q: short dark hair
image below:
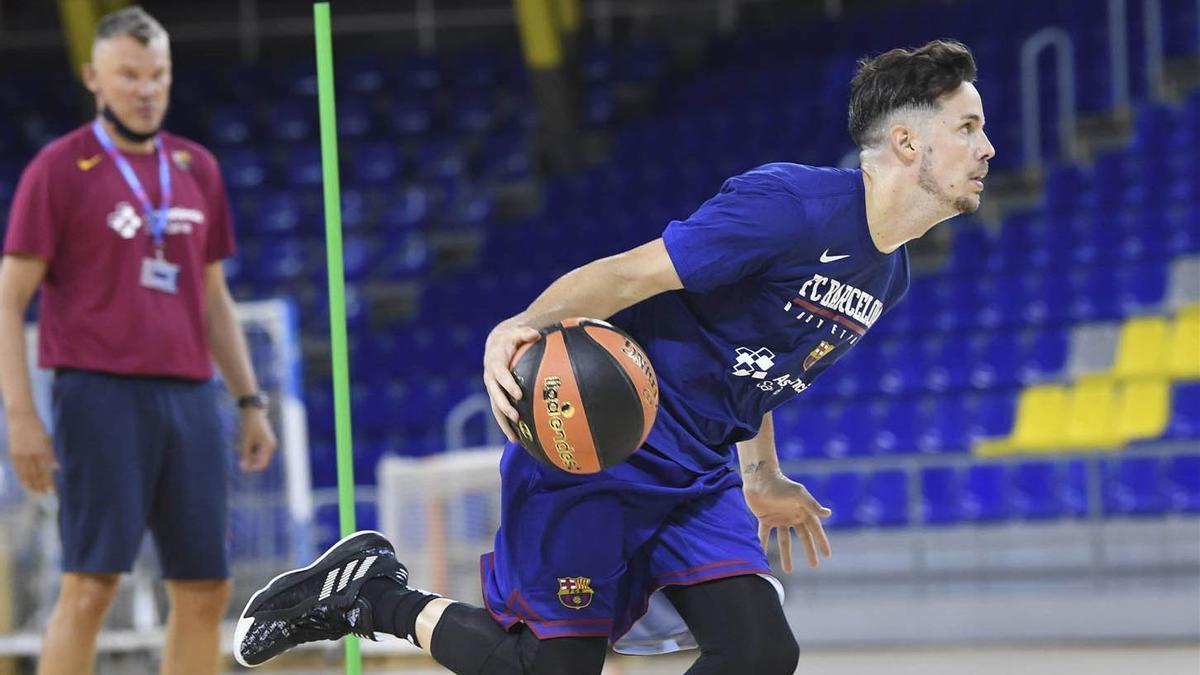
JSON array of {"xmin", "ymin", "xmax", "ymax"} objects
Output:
[
  {"xmin": 848, "ymin": 39, "xmax": 977, "ymax": 149},
  {"xmin": 95, "ymin": 5, "xmax": 167, "ymax": 46}
]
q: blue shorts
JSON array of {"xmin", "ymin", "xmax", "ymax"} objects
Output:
[
  {"xmin": 52, "ymin": 369, "xmax": 230, "ymax": 579},
  {"xmin": 480, "ymin": 441, "xmax": 777, "ymax": 654}
]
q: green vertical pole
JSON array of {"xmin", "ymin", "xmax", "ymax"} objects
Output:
[{"xmin": 312, "ymin": 4, "xmax": 362, "ymax": 674}]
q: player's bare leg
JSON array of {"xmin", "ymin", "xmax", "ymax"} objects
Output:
[
  {"xmin": 161, "ymin": 579, "xmax": 231, "ymax": 675},
  {"xmin": 38, "ymin": 572, "xmax": 120, "ymax": 675},
  {"xmin": 415, "ymin": 597, "xmax": 454, "ymax": 650}
]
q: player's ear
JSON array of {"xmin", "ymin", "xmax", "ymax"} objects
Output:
[
  {"xmin": 82, "ymin": 62, "xmax": 99, "ymax": 96},
  {"xmin": 888, "ymin": 124, "xmax": 919, "ymax": 165}
]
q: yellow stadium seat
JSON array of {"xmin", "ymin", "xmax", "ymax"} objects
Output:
[
  {"xmin": 1116, "ymin": 378, "xmax": 1171, "ymax": 443},
  {"xmin": 1112, "ymin": 316, "xmax": 1170, "ymax": 379},
  {"xmin": 1064, "ymin": 378, "xmax": 1122, "ymax": 450},
  {"xmin": 1167, "ymin": 305, "xmax": 1200, "ymax": 380},
  {"xmin": 1007, "ymin": 385, "xmax": 1071, "ymax": 452}
]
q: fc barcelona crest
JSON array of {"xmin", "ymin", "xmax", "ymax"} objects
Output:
[
  {"xmin": 556, "ymin": 576, "xmax": 594, "ymax": 610},
  {"xmin": 171, "ymin": 150, "xmax": 192, "ymax": 171},
  {"xmin": 803, "ymin": 340, "xmax": 836, "ymax": 371}
]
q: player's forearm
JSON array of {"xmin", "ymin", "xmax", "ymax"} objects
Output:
[
  {"xmin": 206, "ymin": 289, "xmax": 259, "ymax": 398},
  {"xmin": 736, "ymin": 411, "xmax": 782, "ymax": 478},
  {"xmin": 514, "ymin": 258, "xmax": 644, "ymax": 329},
  {"xmin": 510, "ymin": 239, "xmax": 682, "ymax": 329},
  {"xmin": 0, "ymin": 302, "xmax": 37, "ymax": 418}
]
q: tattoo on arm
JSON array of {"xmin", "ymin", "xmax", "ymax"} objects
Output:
[{"xmin": 743, "ymin": 461, "xmax": 765, "ymax": 475}]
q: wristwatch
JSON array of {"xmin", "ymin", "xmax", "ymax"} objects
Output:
[{"xmin": 236, "ymin": 392, "xmax": 270, "ymax": 409}]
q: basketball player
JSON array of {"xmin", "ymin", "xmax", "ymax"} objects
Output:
[
  {"xmin": 0, "ymin": 7, "xmax": 276, "ymax": 674},
  {"xmin": 236, "ymin": 39, "xmax": 993, "ymax": 673}
]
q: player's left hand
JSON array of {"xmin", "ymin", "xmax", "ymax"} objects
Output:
[
  {"xmin": 238, "ymin": 408, "xmax": 278, "ymax": 472},
  {"xmin": 742, "ymin": 467, "xmax": 832, "ymax": 573}
]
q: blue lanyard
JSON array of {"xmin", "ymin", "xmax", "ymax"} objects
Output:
[{"xmin": 91, "ymin": 119, "xmax": 172, "ymax": 252}]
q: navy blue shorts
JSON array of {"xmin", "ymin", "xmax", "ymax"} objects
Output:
[
  {"xmin": 52, "ymin": 369, "xmax": 230, "ymax": 579},
  {"xmin": 481, "ymin": 442, "xmax": 776, "ymax": 654}
]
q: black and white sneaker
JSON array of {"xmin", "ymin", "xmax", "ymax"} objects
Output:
[{"xmin": 233, "ymin": 530, "xmax": 408, "ymax": 667}]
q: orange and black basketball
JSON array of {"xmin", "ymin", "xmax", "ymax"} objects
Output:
[{"xmin": 507, "ymin": 318, "xmax": 659, "ymax": 474}]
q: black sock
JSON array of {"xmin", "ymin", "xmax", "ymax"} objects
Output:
[{"xmin": 360, "ymin": 578, "xmax": 438, "ymax": 646}]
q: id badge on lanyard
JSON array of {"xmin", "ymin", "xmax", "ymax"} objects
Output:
[{"xmin": 92, "ymin": 120, "xmax": 178, "ymax": 294}]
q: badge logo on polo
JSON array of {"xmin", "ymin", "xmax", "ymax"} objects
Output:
[
  {"xmin": 803, "ymin": 340, "xmax": 836, "ymax": 371},
  {"xmin": 557, "ymin": 577, "xmax": 594, "ymax": 610},
  {"xmin": 107, "ymin": 202, "xmax": 143, "ymax": 239},
  {"xmin": 77, "ymin": 154, "xmax": 103, "ymax": 171},
  {"xmin": 171, "ymin": 150, "xmax": 192, "ymax": 171}
]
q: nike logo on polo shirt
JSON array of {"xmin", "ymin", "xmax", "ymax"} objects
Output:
[
  {"xmin": 819, "ymin": 249, "xmax": 850, "ymax": 263},
  {"xmin": 77, "ymin": 154, "xmax": 103, "ymax": 171}
]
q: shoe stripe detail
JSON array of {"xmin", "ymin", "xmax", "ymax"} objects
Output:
[
  {"xmin": 352, "ymin": 555, "xmax": 377, "ymax": 582},
  {"xmin": 337, "ymin": 560, "xmax": 360, "ymax": 592},
  {"xmin": 320, "ymin": 568, "xmax": 339, "ymax": 600}
]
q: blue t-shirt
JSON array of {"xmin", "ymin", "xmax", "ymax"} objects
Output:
[{"xmin": 609, "ymin": 163, "xmax": 910, "ymax": 473}]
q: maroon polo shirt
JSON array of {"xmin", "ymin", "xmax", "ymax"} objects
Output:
[{"xmin": 3, "ymin": 122, "xmax": 237, "ymax": 381}]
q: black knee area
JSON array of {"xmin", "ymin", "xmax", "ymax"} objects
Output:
[
  {"xmin": 665, "ymin": 575, "xmax": 800, "ymax": 675},
  {"xmin": 429, "ymin": 603, "xmax": 607, "ymax": 675}
]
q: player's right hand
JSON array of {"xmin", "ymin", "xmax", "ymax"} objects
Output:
[
  {"xmin": 7, "ymin": 413, "xmax": 57, "ymax": 495},
  {"xmin": 482, "ymin": 319, "xmax": 541, "ymax": 442}
]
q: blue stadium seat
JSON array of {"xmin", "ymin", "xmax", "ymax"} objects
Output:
[
  {"xmin": 918, "ymin": 396, "xmax": 969, "ymax": 454},
  {"xmin": 218, "ymin": 147, "xmax": 268, "ymax": 189},
  {"xmin": 962, "ymin": 464, "xmax": 1009, "ymax": 522},
  {"xmin": 1024, "ymin": 271, "xmax": 1073, "ymax": 326},
  {"xmin": 877, "ymin": 345, "xmax": 926, "ymax": 395},
  {"xmin": 828, "ymin": 343, "xmax": 883, "ymax": 398},
  {"xmin": 479, "ymin": 135, "xmax": 533, "ymax": 180},
  {"xmin": 821, "ymin": 402, "xmax": 877, "ymax": 459},
  {"xmin": 1010, "ymin": 461, "xmax": 1062, "ymax": 520},
  {"xmin": 923, "ymin": 335, "xmax": 974, "ymax": 392},
  {"xmin": 254, "ymin": 239, "xmax": 309, "ymax": 282},
  {"xmin": 967, "ymin": 391, "xmax": 1018, "ymax": 444},
  {"xmin": 341, "ymin": 235, "xmax": 376, "ymax": 281},
  {"xmin": 874, "ymin": 400, "xmax": 923, "ymax": 456},
  {"xmin": 284, "ymin": 144, "xmax": 324, "ymax": 187},
  {"xmin": 777, "ymin": 405, "xmax": 832, "ymax": 461},
  {"xmin": 1167, "ymin": 454, "xmax": 1200, "ymax": 513},
  {"xmin": 451, "ymin": 91, "xmax": 496, "ymax": 134},
  {"xmin": 390, "ymin": 98, "xmax": 435, "ymax": 136},
  {"xmin": 350, "ymin": 141, "xmax": 402, "ymax": 185},
  {"xmin": 920, "ymin": 466, "xmax": 961, "ymax": 526},
  {"xmin": 971, "ymin": 332, "xmax": 1022, "ymax": 389},
  {"xmin": 1164, "ymin": 383, "xmax": 1200, "ymax": 440},
  {"xmin": 265, "ymin": 100, "xmax": 314, "ymax": 142},
  {"xmin": 208, "ymin": 105, "xmax": 253, "ymax": 146},
  {"xmin": 254, "ymin": 191, "xmax": 303, "ymax": 235},
  {"xmin": 417, "ymin": 139, "xmax": 467, "ymax": 180},
  {"xmin": 397, "ymin": 52, "xmax": 442, "ymax": 91},
  {"xmin": 821, "ymin": 471, "xmax": 863, "ymax": 529},
  {"xmin": 379, "ymin": 186, "xmax": 431, "ymax": 230},
  {"xmin": 336, "ymin": 95, "xmax": 375, "ymax": 138},
  {"xmin": 1104, "ymin": 456, "xmax": 1169, "ymax": 516},
  {"xmin": 947, "ymin": 226, "xmax": 993, "ymax": 277},
  {"xmin": 1117, "ymin": 261, "xmax": 1168, "ymax": 313},
  {"xmin": 861, "ymin": 469, "xmax": 909, "ymax": 527},
  {"xmin": 977, "ymin": 277, "xmax": 1027, "ymax": 328},
  {"xmin": 1018, "ymin": 327, "xmax": 1068, "ymax": 384},
  {"xmin": 338, "ymin": 53, "xmax": 387, "ymax": 94}
]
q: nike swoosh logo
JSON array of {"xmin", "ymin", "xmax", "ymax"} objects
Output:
[
  {"xmin": 820, "ymin": 249, "xmax": 850, "ymax": 263},
  {"xmin": 77, "ymin": 154, "xmax": 103, "ymax": 171}
]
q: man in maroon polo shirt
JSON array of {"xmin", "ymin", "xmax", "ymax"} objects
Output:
[{"xmin": 0, "ymin": 7, "xmax": 277, "ymax": 674}]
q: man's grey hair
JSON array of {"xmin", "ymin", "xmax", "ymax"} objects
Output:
[{"xmin": 95, "ymin": 5, "xmax": 168, "ymax": 45}]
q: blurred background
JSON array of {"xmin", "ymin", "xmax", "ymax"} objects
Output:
[{"xmin": 0, "ymin": 0, "xmax": 1198, "ymax": 672}]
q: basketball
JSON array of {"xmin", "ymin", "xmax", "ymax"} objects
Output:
[{"xmin": 507, "ymin": 318, "xmax": 659, "ymax": 474}]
